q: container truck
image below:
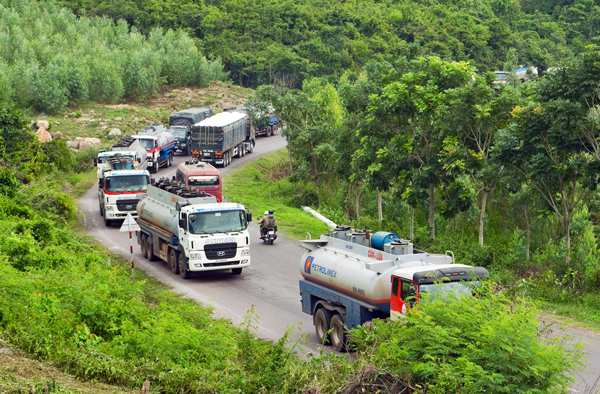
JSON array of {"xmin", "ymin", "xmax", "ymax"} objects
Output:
[
  {"xmin": 134, "ymin": 124, "xmax": 176, "ymax": 173},
  {"xmin": 94, "ymin": 135, "xmax": 148, "ymax": 179},
  {"xmin": 299, "ymin": 226, "xmax": 489, "ymax": 351},
  {"xmin": 136, "ymin": 178, "xmax": 252, "ymax": 279},
  {"xmin": 190, "ymin": 112, "xmax": 253, "ymax": 167},
  {"xmin": 98, "ymin": 155, "xmax": 151, "ymax": 227},
  {"xmin": 229, "ymin": 105, "xmax": 280, "ymax": 137},
  {"xmin": 169, "ymin": 107, "xmax": 213, "ymax": 155},
  {"xmin": 175, "ymin": 159, "xmax": 223, "ymax": 202}
]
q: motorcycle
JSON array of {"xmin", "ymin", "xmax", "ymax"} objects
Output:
[{"xmin": 262, "ymin": 226, "xmax": 276, "ymax": 245}]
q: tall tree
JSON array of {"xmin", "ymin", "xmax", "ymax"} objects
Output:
[
  {"xmin": 495, "ymin": 101, "xmax": 600, "ymax": 265},
  {"xmin": 446, "ymin": 74, "xmax": 522, "ymax": 245},
  {"xmin": 367, "ymin": 56, "xmax": 474, "ymax": 239}
]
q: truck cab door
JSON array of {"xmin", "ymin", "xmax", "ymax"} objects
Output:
[{"xmin": 390, "ymin": 276, "xmax": 417, "ymax": 321}]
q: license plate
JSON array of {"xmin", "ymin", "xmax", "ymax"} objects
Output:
[
  {"xmin": 204, "ymin": 153, "xmax": 211, "ymax": 156},
  {"xmin": 204, "ymin": 159, "xmax": 212, "ymax": 162}
]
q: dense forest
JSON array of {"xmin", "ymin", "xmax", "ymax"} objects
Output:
[
  {"xmin": 61, "ymin": 0, "xmax": 600, "ymax": 87},
  {"xmin": 0, "ymin": 0, "xmax": 225, "ymax": 113}
]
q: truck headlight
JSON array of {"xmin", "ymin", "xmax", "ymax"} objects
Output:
[
  {"xmin": 190, "ymin": 252, "xmax": 202, "ymax": 260},
  {"xmin": 106, "ymin": 206, "xmax": 114, "ymax": 210},
  {"xmin": 241, "ymin": 249, "xmax": 250, "ymax": 256}
]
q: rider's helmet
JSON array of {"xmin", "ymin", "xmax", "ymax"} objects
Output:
[{"xmin": 269, "ymin": 210, "xmax": 273, "ymax": 214}]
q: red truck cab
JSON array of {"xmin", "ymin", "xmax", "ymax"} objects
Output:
[{"xmin": 175, "ymin": 161, "xmax": 223, "ymax": 202}]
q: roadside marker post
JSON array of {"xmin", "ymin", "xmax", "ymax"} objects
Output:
[{"xmin": 119, "ymin": 213, "xmax": 141, "ymax": 276}]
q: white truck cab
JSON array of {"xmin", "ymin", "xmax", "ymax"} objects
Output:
[{"xmin": 98, "ymin": 169, "xmax": 150, "ymax": 227}]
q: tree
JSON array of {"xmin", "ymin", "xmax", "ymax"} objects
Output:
[
  {"xmin": 367, "ymin": 56, "xmax": 474, "ymax": 239},
  {"xmin": 446, "ymin": 74, "xmax": 522, "ymax": 245},
  {"xmin": 495, "ymin": 101, "xmax": 600, "ymax": 265}
]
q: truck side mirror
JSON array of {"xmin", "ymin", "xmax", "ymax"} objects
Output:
[
  {"xmin": 93, "ymin": 157, "xmax": 97, "ymax": 167},
  {"xmin": 246, "ymin": 212, "xmax": 252, "ymax": 222},
  {"xmin": 179, "ymin": 218, "xmax": 186, "ymax": 229}
]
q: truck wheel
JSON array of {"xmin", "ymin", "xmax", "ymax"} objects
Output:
[
  {"xmin": 330, "ymin": 314, "xmax": 347, "ymax": 352},
  {"xmin": 140, "ymin": 234, "xmax": 147, "ymax": 258},
  {"xmin": 154, "ymin": 160, "xmax": 159, "ymax": 173},
  {"xmin": 249, "ymin": 141, "xmax": 254, "ymax": 153},
  {"xmin": 231, "ymin": 267, "xmax": 242, "ymax": 275},
  {"xmin": 273, "ymin": 124, "xmax": 278, "ymax": 135},
  {"xmin": 99, "ymin": 204, "xmax": 104, "ymax": 217},
  {"xmin": 179, "ymin": 253, "xmax": 191, "ymax": 279},
  {"xmin": 267, "ymin": 126, "xmax": 272, "ymax": 137},
  {"xmin": 104, "ymin": 216, "xmax": 112, "ymax": 227},
  {"xmin": 167, "ymin": 153, "xmax": 172, "ymax": 167},
  {"xmin": 146, "ymin": 237, "xmax": 157, "ymax": 261},
  {"xmin": 314, "ymin": 308, "xmax": 332, "ymax": 345},
  {"xmin": 169, "ymin": 248, "xmax": 180, "ymax": 274}
]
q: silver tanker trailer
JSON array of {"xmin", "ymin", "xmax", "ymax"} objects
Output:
[
  {"xmin": 299, "ymin": 226, "xmax": 489, "ymax": 351},
  {"xmin": 136, "ymin": 178, "xmax": 252, "ymax": 279}
]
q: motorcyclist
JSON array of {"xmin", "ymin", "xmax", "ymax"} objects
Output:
[{"xmin": 259, "ymin": 209, "xmax": 277, "ymax": 239}]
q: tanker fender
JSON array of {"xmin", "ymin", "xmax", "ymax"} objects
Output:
[{"xmin": 313, "ymin": 300, "xmax": 346, "ymax": 324}]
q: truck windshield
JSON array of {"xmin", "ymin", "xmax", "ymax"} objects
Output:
[
  {"xmin": 188, "ymin": 176, "xmax": 219, "ymax": 186},
  {"xmin": 105, "ymin": 175, "xmax": 149, "ymax": 192},
  {"xmin": 419, "ymin": 281, "xmax": 480, "ymax": 299},
  {"xmin": 187, "ymin": 210, "xmax": 247, "ymax": 234},
  {"xmin": 170, "ymin": 128, "xmax": 187, "ymax": 138},
  {"xmin": 137, "ymin": 138, "xmax": 154, "ymax": 150}
]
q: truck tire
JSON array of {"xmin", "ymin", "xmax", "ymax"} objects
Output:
[
  {"xmin": 99, "ymin": 204, "xmax": 104, "ymax": 217},
  {"xmin": 231, "ymin": 267, "xmax": 242, "ymax": 275},
  {"xmin": 169, "ymin": 248, "xmax": 180, "ymax": 274},
  {"xmin": 167, "ymin": 153, "xmax": 172, "ymax": 167},
  {"xmin": 146, "ymin": 237, "xmax": 157, "ymax": 261},
  {"xmin": 179, "ymin": 253, "xmax": 191, "ymax": 279},
  {"xmin": 267, "ymin": 126, "xmax": 272, "ymax": 137},
  {"xmin": 330, "ymin": 314, "xmax": 347, "ymax": 352},
  {"xmin": 140, "ymin": 234, "xmax": 147, "ymax": 258},
  {"xmin": 314, "ymin": 308, "xmax": 332, "ymax": 345},
  {"xmin": 154, "ymin": 160, "xmax": 159, "ymax": 173},
  {"xmin": 104, "ymin": 216, "xmax": 112, "ymax": 227},
  {"xmin": 273, "ymin": 124, "xmax": 278, "ymax": 135}
]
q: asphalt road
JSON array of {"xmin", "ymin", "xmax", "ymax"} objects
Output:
[
  {"xmin": 80, "ymin": 133, "xmax": 321, "ymax": 351},
  {"xmin": 79, "ymin": 132, "xmax": 600, "ymax": 392}
]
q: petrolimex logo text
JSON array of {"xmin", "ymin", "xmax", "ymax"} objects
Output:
[{"xmin": 304, "ymin": 256, "xmax": 337, "ymax": 278}]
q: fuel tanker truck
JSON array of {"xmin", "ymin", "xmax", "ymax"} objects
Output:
[
  {"xmin": 136, "ymin": 178, "xmax": 252, "ymax": 279},
  {"xmin": 299, "ymin": 226, "xmax": 489, "ymax": 351},
  {"xmin": 134, "ymin": 124, "xmax": 176, "ymax": 173}
]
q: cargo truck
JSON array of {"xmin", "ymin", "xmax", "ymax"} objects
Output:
[
  {"xmin": 134, "ymin": 125, "xmax": 176, "ymax": 173},
  {"xmin": 136, "ymin": 178, "xmax": 252, "ymax": 279},
  {"xmin": 299, "ymin": 226, "xmax": 489, "ymax": 351},
  {"xmin": 94, "ymin": 135, "xmax": 148, "ymax": 179},
  {"xmin": 98, "ymin": 155, "xmax": 150, "ymax": 227},
  {"xmin": 190, "ymin": 112, "xmax": 253, "ymax": 167},
  {"xmin": 169, "ymin": 107, "xmax": 213, "ymax": 155}
]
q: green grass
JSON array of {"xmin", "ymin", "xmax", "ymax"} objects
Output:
[{"xmin": 224, "ymin": 149, "xmax": 330, "ymax": 241}]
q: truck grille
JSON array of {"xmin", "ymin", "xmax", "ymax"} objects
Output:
[
  {"xmin": 204, "ymin": 242, "xmax": 237, "ymax": 260},
  {"xmin": 116, "ymin": 199, "xmax": 138, "ymax": 211},
  {"xmin": 204, "ymin": 261, "xmax": 240, "ymax": 267}
]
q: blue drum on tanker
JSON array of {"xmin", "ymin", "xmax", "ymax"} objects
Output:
[{"xmin": 371, "ymin": 231, "xmax": 400, "ymax": 250}]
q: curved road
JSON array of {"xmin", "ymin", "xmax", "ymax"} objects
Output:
[
  {"xmin": 79, "ymin": 133, "xmax": 600, "ymax": 392},
  {"xmin": 80, "ymin": 134, "xmax": 320, "ymax": 350}
]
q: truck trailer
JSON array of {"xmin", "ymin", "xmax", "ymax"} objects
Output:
[
  {"xmin": 134, "ymin": 125, "xmax": 176, "ymax": 173},
  {"xmin": 190, "ymin": 112, "xmax": 253, "ymax": 167},
  {"xmin": 136, "ymin": 178, "xmax": 252, "ymax": 279},
  {"xmin": 98, "ymin": 155, "xmax": 150, "ymax": 227},
  {"xmin": 299, "ymin": 226, "xmax": 488, "ymax": 351}
]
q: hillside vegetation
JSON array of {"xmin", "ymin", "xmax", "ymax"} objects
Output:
[
  {"xmin": 0, "ymin": 0, "xmax": 225, "ymax": 114},
  {"xmin": 62, "ymin": 0, "xmax": 596, "ymax": 87}
]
